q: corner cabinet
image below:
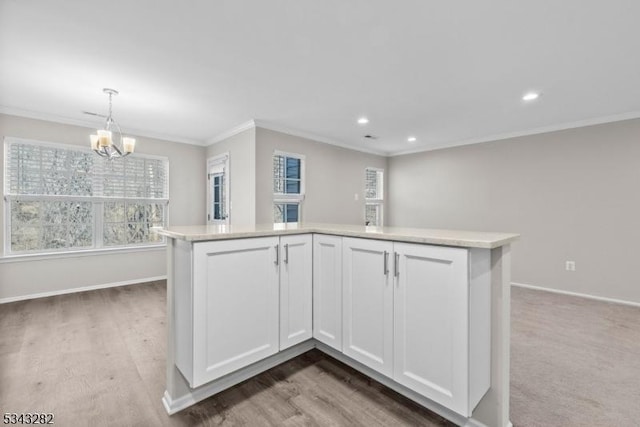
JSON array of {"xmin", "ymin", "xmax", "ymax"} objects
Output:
[{"xmin": 175, "ymin": 235, "xmax": 312, "ymax": 388}]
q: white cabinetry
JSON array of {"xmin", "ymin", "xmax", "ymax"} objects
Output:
[
  {"xmin": 176, "ymin": 235, "xmax": 314, "ymax": 388},
  {"xmin": 312, "ymin": 235, "xmax": 343, "ymax": 351},
  {"xmin": 188, "ymin": 237, "xmax": 280, "ymax": 388},
  {"xmin": 342, "ymin": 237, "xmax": 490, "ymax": 417},
  {"xmin": 279, "ymin": 234, "xmax": 313, "ymax": 350},
  {"xmin": 393, "ymin": 243, "xmax": 489, "ymax": 416},
  {"xmin": 173, "ymin": 232, "xmax": 490, "ymax": 418},
  {"xmin": 342, "ymin": 237, "xmax": 394, "ymax": 377}
]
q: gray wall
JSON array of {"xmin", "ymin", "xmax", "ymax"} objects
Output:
[
  {"xmin": 389, "ymin": 118, "xmax": 640, "ymax": 304},
  {"xmin": 206, "ymin": 128, "xmax": 256, "ymax": 226},
  {"xmin": 0, "ymin": 114, "xmax": 205, "ymax": 301},
  {"xmin": 255, "ymin": 127, "xmax": 388, "ymax": 225}
]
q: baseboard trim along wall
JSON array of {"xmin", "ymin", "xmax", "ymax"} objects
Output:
[
  {"xmin": 0, "ymin": 275, "xmax": 167, "ymax": 304},
  {"xmin": 511, "ymin": 282, "xmax": 640, "ymax": 308}
]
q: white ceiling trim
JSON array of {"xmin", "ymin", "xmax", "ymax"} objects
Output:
[
  {"xmin": 390, "ymin": 111, "xmax": 640, "ymax": 157},
  {"xmin": 206, "ymin": 120, "xmax": 256, "ymax": 145},
  {"xmin": 5, "ymin": 104, "xmax": 640, "ymax": 159},
  {"xmin": 206, "ymin": 119, "xmax": 388, "ymax": 156},
  {"xmin": 253, "ymin": 120, "xmax": 388, "ymax": 157},
  {"xmin": 0, "ymin": 105, "xmax": 206, "ymax": 146}
]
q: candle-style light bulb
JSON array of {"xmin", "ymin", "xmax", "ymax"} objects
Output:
[
  {"xmin": 97, "ymin": 130, "xmax": 112, "ymax": 147},
  {"xmin": 123, "ymin": 137, "xmax": 136, "ymax": 154}
]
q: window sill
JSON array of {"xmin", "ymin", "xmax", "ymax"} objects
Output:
[{"xmin": 0, "ymin": 244, "xmax": 167, "ymax": 264}]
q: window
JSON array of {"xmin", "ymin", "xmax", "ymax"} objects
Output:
[
  {"xmin": 365, "ymin": 167, "xmax": 383, "ymax": 226},
  {"xmin": 4, "ymin": 138, "xmax": 169, "ymax": 255},
  {"xmin": 273, "ymin": 203, "xmax": 299, "ymax": 223},
  {"xmin": 207, "ymin": 154, "xmax": 229, "ymax": 224},
  {"xmin": 273, "ymin": 151, "xmax": 304, "ymax": 223},
  {"xmin": 211, "ymin": 174, "xmax": 225, "ymax": 220}
]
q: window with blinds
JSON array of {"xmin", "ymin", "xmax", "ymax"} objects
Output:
[
  {"xmin": 4, "ymin": 138, "xmax": 169, "ymax": 254},
  {"xmin": 273, "ymin": 151, "xmax": 304, "ymax": 223},
  {"xmin": 364, "ymin": 167, "xmax": 383, "ymax": 226}
]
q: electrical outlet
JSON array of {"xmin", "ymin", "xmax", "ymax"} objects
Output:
[
  {"xmin": 354, "ymin": 193, "xmax": 359, "ymax": 201},
  {"xmin": 565, "ymin": 261, "xmax": 576, "ymax": 271}
]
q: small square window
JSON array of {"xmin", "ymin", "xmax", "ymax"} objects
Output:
[{"xmin": 274, "ymin": 203, "xmax": 299, "ymax": 223}]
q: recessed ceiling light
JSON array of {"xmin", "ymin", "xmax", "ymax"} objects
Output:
[
  {"xmin": 407, "ymin": 136, "xmax": 417, "ymax": 143},
  {"xmin": 522, "ymin": 92, "xmax": 540, "ymax": 101},
  {"xmin": 357, "ymin": 117, "xmax": 369, "ymax": 125}
]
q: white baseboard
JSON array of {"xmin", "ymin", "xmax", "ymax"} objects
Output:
[
  {"xmin": 511, "ymin": 282, "xmax": 640, "ymax": 308},
  {"xmin": 163, "ymin": 340, "xmax": 316, "ymax": 415},
  {"xmin": 164, "ymin": 339, "xmax": 490, "ymax": 426},
  {"xmin": 0, "ymin": 276, "xmax": 167, "ymax": 304},
  {"xmin": 316, "ymin": 342, "xmax": 477, "ymax": 426},
  {"xmin": 463, "ymin": 419, "xmax": 489, "ymax": 427},
  {"xmin": 462, "ymin": 418, "xmax": 511, "ymax": 427}
]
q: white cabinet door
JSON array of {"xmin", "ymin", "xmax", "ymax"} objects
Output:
[
  {"xmin": 279, "ymin": 234, "xmax": 313, "ymax": 350},
  {"xmin": 393, "ymin": 242, "xmax": 470, "ymax": 415},
  {"xmin": 192, "ymin": 237, "xmax": 280, "ymax": 387},
  {"xmin": 313, "ymin": 234, "xmax": 343, "ymax": 351},
  {"xmin": 342, "ymin": 237, "xmax": 394, "ymax": 377}
]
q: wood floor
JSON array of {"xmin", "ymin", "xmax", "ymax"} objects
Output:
[
  {"xmin": 3, "ymin": 282, "xmax": 639, "ymax": 426},
  {"xmin": 0, "ymin": 281, "xmax": 453, "ymax": 427}
]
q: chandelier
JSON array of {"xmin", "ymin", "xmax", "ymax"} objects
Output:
[{"xmin": 89, "ymin": 88, "xmax": 135, "ymax": 159}]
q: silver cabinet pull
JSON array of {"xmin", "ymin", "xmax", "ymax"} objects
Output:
[
  {"xmin": 394, "ymin": 252, "xmax": 400, "ymax": 277},
  {"xmin": 383, "ymin": 251, "xmax": 389, "ymax": 275},
  {"xmin": 274, "ymin": 245, "xmax": 279, "ymax": 265},
  {"xmin": 284, "ymin": 243, "xmax": 289, "ymax": 264}
]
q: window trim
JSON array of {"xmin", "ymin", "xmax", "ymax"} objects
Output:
[
  {"xmin": 206, "ymin": 153, "xmax": 230, "ymax": 225},
  {"xmin": 273, "ymin": 150, "xmax": 306, "ymax": 200},
  {"xmin": 273, "ymin": 150, "xmax": 305, "ymax": 223},
  {"xmin": 0, "ymin": 243, "xmax": 166, "ymax": 263},
  {"xmin": 3, "ymin": 137, "xmax": 170, "ymax": 256}
]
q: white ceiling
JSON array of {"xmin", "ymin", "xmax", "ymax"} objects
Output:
[{"xmin": 1, "ymin": 1, "xmax": 639, "ymax": 155}]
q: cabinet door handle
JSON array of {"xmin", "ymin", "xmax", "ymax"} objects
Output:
[
  {"xmin": 383, "ymin": 251, "xmax": 389, "ymax": 275},
  {"xmin": 394, "ymin": 252, "xmax": 400, "ymax": 277},
  {"xmin": 284, "ymin": 243, "xmax": 289, "ymax": 264},
  {"xmin": 274, "ymin": 245, "xmax": 279, "ymax": 266}
]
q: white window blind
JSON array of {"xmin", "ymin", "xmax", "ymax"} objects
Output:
[{"xmin": 4, "ymin": 138, "xmax": 169, "ymax": 254}]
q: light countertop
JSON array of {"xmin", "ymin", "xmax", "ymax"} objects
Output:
[{"xmin": 154, "ymin": 223, "xmax": 519, "ymax": 249}]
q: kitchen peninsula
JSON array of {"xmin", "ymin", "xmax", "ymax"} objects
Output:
[{"xmin": 156, "ymin": 223, "xmax": 519, "ymax": 427}]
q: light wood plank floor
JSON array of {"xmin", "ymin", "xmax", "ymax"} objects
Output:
[
  {"xmin": 0, "ymin": 281, "xmax": 453, "ymax": 427},
  {"xmin": 4, "ymin": 282, "xmax": 639, "ymax": 426}
]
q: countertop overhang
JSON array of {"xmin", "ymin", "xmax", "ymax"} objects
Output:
[{"xmin": 154, "ymin": 223, "xmax": 519, "ymax": 249}]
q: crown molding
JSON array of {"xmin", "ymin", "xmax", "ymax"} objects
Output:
[
  {"xmin": 0, "ymin": 105, "xmax": 206, "ymax": 146},
  {"xmin": 206, "ymin": 120, "xmax": 256, "ymax": 145},
  {"xmin": 8, "ymin": 104, "xmax": 638, "ymax": 158},
  {"xmin": 390, "ymin": 110, "xmax": 640, "ymax": 157},
  {"xmin": 252, "ymin": 119, "xmax": 389, "ymax": 156}
]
